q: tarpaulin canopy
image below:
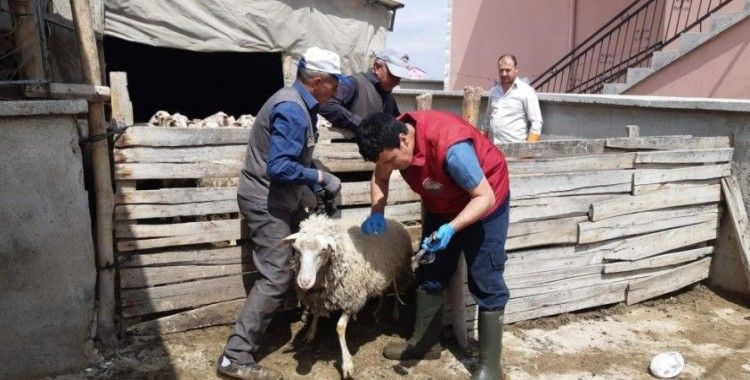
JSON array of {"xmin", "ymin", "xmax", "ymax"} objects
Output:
[{"xmin": 102, "ymin": 0, "xmax": 395, "ymax": 73}]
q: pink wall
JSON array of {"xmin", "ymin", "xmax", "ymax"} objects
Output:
[
  {"xmin": 625, "ymin": 18, "xmax": 750, "ymax": 98},
  {"xmin": 449, "ymin": 0, "xmax": 630, "ymax": 90}
]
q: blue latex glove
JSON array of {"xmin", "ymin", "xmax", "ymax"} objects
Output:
[
  {"xmin": 361, "ymin": 212, "xmax": 387, "ymax": 235},
  {"xmin": 421, "ymin": 224, "xmax": 455, "ymax": 252}
]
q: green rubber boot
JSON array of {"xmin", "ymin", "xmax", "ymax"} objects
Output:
[
  {"xmin": 472, "ymin": 310, "xmax": 504, "ymax": 380},
  {"xmin": 383, "ymin": 288, "xmax": 443, "ymax": 360}
]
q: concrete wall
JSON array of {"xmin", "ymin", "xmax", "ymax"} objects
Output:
[
  {"xmin": 448, "ymin": 0, "xmax": 630, "ymax": 89},
  {"xmin": 394, "ymin": 90, "xmax": 750, "ymax": 295},
  {"xmin": 626, "ymin": 18, "xmax": 750, "ymax": 99},
  {"xmin": 0, "ymin": 100, "xmax": 97, "ymax": 378}
]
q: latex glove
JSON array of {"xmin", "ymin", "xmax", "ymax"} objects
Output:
[
  {"xmin": 527, "ymin": 132, "xmax": 541, "ymax": 142},
  {"xmin": 361, "ymin": 212, "xmax": 386, "ymax": 235},
  {"xmin": 319, "ymin": 170, "xmax": 342, "ymax": 197},
  {"xmin": 421, "ymin": 224, "xmax": 455, "ymax": 252}
]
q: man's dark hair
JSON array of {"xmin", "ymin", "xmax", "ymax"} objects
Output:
[
  {"xmin": 498, "ymin": 54, "xmax": 518, "ymax": 66},
  {"xmin": 357, "ymin": 112, "xmax": 407, "ymax": 162}
]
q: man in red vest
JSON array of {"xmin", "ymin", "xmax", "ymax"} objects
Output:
[{"xmin": 357, "ymin": 111, "xmax": 510, "ymax": 379}]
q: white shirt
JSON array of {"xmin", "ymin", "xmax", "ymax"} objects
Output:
[{"xmin": 480, "ymin": 78, "xmax": 543, "ymax": 144}]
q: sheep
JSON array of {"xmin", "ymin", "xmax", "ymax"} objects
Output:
[{"xmin": 283, "ymin": 213, "xmax": 413, "ymax": 378}]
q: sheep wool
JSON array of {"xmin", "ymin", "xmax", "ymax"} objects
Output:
[{"xmin": 292, "ymin": 214, "xmax": 413, "ymax": 316}]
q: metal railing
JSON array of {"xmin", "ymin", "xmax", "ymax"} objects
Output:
[{"xmin": 531, "ymin": 0, "xmax": 736, "ymax": 94}]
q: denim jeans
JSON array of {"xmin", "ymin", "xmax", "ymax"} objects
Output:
[{"xmin": 417, "ymin": 196, "xmax": 510, "ymax": 311}]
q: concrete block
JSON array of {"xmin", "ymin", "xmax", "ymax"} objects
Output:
[
  {"xmin": 625, "ymin": 67, "xmax": 653, "ymax": 86},
  {"xmin": 650, "ymin": 50, "xmax": 679, "ymax": 69},
  {"xmin": 602, "ymin": 83, "xmax": 628, "ymax": 95},
  {"xmin": 710, "ymin": 11, "xmax": 742, "ymax": 32},
  {"xmin": 679, "ymin": 32, "xmax": 709, "ymax": 54},
  {"xmin": 0, "ymin": 110, "xmax": 96, "ymax": 378}
]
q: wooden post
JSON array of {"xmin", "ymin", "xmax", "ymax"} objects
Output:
[
  {"xmin": 462, "ymin": 86, "xmax": 483, "ymax": 126},
  {"xmin": 445, "ymin": 87, "xmax": 484, "ymax": 348},
  {"xmin": 109, "ymin": 72, "xmax": 133, "ymax": 127},
  {"xmin": 70, "ymin": 0, "xmax": 117, "ymax": 346},
  {"xmin": 9, "ymin": 0, "xmax": 45, "ymax": 79},
  {"xmin": 415, "ymin": 92, "xmax": 433, "ymax": 111},
  {"xmin": 626, "ymin": 125, "xmax": 640, "ymax": 138},
  {"xmin": 720, "ymin": 176, "xmax": 750, "ymax": 291}
]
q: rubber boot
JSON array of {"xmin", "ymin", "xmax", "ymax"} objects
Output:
[
  {"xmin": 472, "ymin": 310, "xmax": 504, "ymax": 380},
  {"xmin": 383, "ymin": 288, "xmax": 443, "ymax": 360}
]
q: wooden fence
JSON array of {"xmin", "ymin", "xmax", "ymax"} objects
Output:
[{"xmin": 112, "ymin": 118, "xmax": 732, "ymax": 336}]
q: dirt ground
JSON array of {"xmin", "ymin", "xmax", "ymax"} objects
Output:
[{"xmin": 55, "ymin": 285, "xmax": 749, "ymax": 379}]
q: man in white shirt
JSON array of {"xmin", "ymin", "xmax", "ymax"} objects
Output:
[{"xmin": 480, "ymin": 54, "xmax": 543, "ymax": 144}]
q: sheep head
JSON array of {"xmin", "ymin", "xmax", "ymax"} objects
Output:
[{"xmin": 283, "ymin": 231, "xmax": 337, "ymax": 291}]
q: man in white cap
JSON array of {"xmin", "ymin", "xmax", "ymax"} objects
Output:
[
  {"xmin": 218, "ymin": 47, "xmax": 347, "ymax": 380},
  {"xmin": 319, "ymin": 48, "xmax": 424, "ymax": 134}
]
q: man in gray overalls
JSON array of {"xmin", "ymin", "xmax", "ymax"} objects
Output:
[
  {"xmin": 218, "ymin": 47, "xmax": 347, "ymax": 380},
  {"xmin": 319, "ymin": 48, "xmax": 424, "ymax": 134}
]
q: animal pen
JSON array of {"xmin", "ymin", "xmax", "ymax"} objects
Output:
[{"xmin": 109, "ymin": 82, "xmax": 747, "ymax": 343}]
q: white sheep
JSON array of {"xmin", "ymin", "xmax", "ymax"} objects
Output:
[{"xmin": 283, "ymin": 213, "xmax": 413, "ymax": 378}]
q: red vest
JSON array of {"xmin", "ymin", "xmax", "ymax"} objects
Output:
[{"xmin": 398, "ymin": 111, "xmax": 510, "ymax": 219}]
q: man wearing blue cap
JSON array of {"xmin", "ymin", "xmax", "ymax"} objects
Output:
[
  {"xmin": 319, "ymin": 48, "xmax": 425, "ymax": 134},
  {"xmin": 218, "ymin": 47, "xmax": 347, "ymax": 380}
]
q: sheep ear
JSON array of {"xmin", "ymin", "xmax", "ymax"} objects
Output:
[{"xmin": 281, "ymin": 233, "xmax": 299, "ymax": 245}]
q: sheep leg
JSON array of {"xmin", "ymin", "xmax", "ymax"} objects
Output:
[
  {"xmin": 337, "ymin": 313, "xmax": 354, "ymax": 378},
  {"xmin": 304, "ymin": 314, "xmax": 320, "ymax": 344}
]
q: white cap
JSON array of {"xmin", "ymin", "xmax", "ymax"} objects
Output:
[
  {"xmin": 299, "ymin": 47, "xmax": 347, "ymax": 81},
  {"xmin": 375, "ymin": 48, "xmax": 425, "ymax": 79}
]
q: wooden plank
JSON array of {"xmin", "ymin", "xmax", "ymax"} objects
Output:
[
  {"xmin": 119, "ymin": 246, "xmax": 243, "ymax": 267},
  {"xmin": 127, "ymin": 298, "xmax": 246, "ymax": 335},
  {"xmin": 341, "ymin": 176, "xmax": 418, "ymax": 206},
  {"xmin": 605, "ymin": 136, "xmax": 730, "ymax": 150},
  {"xmin": 503, "ymin": 284, "xmax": 626, "ymax": 324},
  {"xmin": 120, "ymin": 264, "xmax": 246, "ymax": 288},
  {"xmin": 24, "ymin": 82, "xmax": 112, "ymax": 101},
  {"xmin": 633, "ymin": 164, "xmax": 730, "ymax": 186},
  {"xmin": 498, "ymin": 139, "xmax": 605, "ymax": 158},
  {"xmin": 117, "ymin": 230, "xmax": 241, "ymax": 252},
  {"xmin": 114, "ymin": 162, "xmax": 242, "ymax": 180},
  {"xmin": 318, "ymin": 126, "xmax": 356, "ymax": 141},
  {"xmin": 596, "ymin": 221, "xmax": 718, "ymax": 261},
  {"xmin": 116, "ymin": 187, "xmax": 237, "ymax": 205},
  {"xmin": 507, "ymin": 153, "xmax": 635, "ymax": 175},
  {"xmin": 505, "ymin": 216, "xmax": 587, "ymax": 250},
  {"xmin": 632, "ymin": 179, "xmax": 721, "ymax": 195},
  {"xmin": 507, "ymin": 265, "xmax": 678, "ymax": 299},
  {"xmin": 510, "ymin": 170, "xmax": 633, "ymax": 199},
  {"xmin": 506, "ymin": 245, "xmax": 577, "ymax": 260},
  {"xmin": 604, "ymin": 247, "xmax": 713, "ymax": 274},
  {"xmin": 590, "ymin": 184, "xmax": 721, "ymax": 221},
  {"xmin": 114, "ymin": 126, "xmax": 250, "ymax": 148},
  {"xmin": 635, "ymin": 148, "xmax": 733, "ymax": 164},
  {"xmin": 626, "ymin": 258, "xmax": 711, "ymax": 304},
  {"xmin": 113, "ymin": 145, "xmax": 247, "ymax": 163},
  {"xmin": 579, "ymin": 204, "xmax": 720, "ymax": 243},
  {"xmin": 510, "ymin": 194, "xmax": 615, "ymax": 223},
  {"xmin": 313, "ymin": 155, "xmax": 374, "ymax": 173},
  {"xmin": 115, "ymin": 200, "xmax": 238, "ymax": 220},
  {"xmin": 505, "ymin": 264, "xmax": 603, "ymax": 288},
  {"xmin": 120, "ymin": 273, "xmax": 254, "ymax": 317},
  {"xmin": 720, "ymin": 176, "xmax": 750, "ymax": 288},
  {"xmin": 116, "ymin": 218, "xmax": 240, "ymax": 239},
  {"xmin": 338, "ymin": 202, "xmax": 422, "ymax": 223},
  {"xmin": 505, "ymin": 251, "xmax": 602, "ymax": 277},
  {"xmin": 505, "ymin": 282, "xmax": 627, "ymax": 315}
]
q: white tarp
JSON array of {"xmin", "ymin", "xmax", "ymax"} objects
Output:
[{"xmin": 103, "ymin": 0, "xmax": 392, "ymax": 73}]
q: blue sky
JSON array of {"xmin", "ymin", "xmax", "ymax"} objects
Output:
[{"xmin": 387, "ymin": 0, "xmax": 448, "ymax": 80}]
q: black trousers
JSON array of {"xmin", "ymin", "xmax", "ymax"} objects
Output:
[{"xmin": 223, "ymin": 195, "xmax": 307, "ymax": 365}]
